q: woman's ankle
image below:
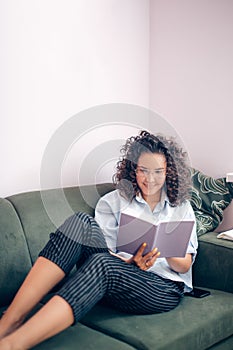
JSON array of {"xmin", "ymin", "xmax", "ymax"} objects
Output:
[
  {"xmin": 0, "ymin": 336, "xmax": 24, "ymax": 350},
  {"xmin": 0, "ymin": 312, "xmax": 24, "ymax": 339},
  {"xmin": 0, "ymin": 337, "xmax": 12, "ymax": 350}
]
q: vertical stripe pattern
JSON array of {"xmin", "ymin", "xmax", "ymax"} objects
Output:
[{"xmin": 39, "ymin": 212, "xmax": 184, "ymax": 323}]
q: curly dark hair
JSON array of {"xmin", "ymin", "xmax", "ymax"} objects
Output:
[{"xmin": 113, "ymin": 130, "xmax": 192, "ymax": 206}]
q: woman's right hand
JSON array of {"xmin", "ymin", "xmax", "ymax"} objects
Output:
[{"xmin": 126, "ymin": 243, "xmax": 160, "ymax": 270}]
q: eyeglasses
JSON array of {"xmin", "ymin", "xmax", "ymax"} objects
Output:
[{"xmin": 135, "ymin": 167, "xmax": 166, "ymax": 179}]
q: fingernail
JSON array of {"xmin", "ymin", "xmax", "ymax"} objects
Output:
[
  {"xmin": 143, "ymin": 243, "xmax": 147, "ymax": 247},
  {"xmin": 153, "ymin": 247, "xmax": 158, "ymax": 253}
]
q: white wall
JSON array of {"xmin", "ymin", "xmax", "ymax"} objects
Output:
[
  {"xmin": 0, "ymin": 0, "xmax": 150, "ymax": 197},
  {"xmin": 149, "ymin": 0, "xmax": 233, "ymax": 230}
]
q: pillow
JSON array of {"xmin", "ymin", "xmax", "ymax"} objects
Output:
[{"xmin": 190, "ymin": 169, "xmax": 233, "ymax": 236}]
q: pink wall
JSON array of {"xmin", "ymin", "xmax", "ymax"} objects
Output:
[
  {"xmin": 0, "ymin": 0, "xmax": 150, "ymax": 197},
  {"xmin": 1, "ymin": 0, "xmax": 232, "ymax": 231},
  {"xmin": 149, "ymin": 0, "xmax": 233, "ymax": 231}
]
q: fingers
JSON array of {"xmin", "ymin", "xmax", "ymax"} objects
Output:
[
  {"xmin": 132, "ymin": 243, "xmax": 160, "ymax": 270},
  {"xmin": 135, "ymin": 242, "xmax": 147, "ymax": 256},
  {"xmin": 145, "ymin": 247, "xmax": 159, "ymax": 260},
  {"xmin": 146, "ymin": 249, "xmax": 160, "ymax": 268}
]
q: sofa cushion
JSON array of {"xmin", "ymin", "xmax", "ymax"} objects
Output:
[
  {"xmin": 33, "ymin": 323, "xmax": 135, "ymax": 350},
  {"xmin": 208, "ymin": 335, "xmax": 233, "ymax": 349},
  {"xmin": 193, "ymin": 231, "xmax": 233, "ymax": 293},
  {"xmin": 0, "ymin": 306, "xmax": 134, "ymax": 350},
  {"xmin": 0, "ymin": 198, "xmax": 32, "ymax": 307},
  {"xmin": 190, "ymin": 169, "xmax": 233, "ymax": 236},
  {"xmin": 80, "ymin": 289, "xmax": 233, "ymax": 350}
]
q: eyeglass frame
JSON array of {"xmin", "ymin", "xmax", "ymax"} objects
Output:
[{"xmin": 135, "ymin": 166, "xmax": 166, "ymax": 179}]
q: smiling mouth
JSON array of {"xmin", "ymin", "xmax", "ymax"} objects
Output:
[{"xmin": 143, "ymin": 183, "xmax": 157, "ymax": 189}]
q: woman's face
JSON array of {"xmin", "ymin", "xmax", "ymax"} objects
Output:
[{"xmin": 136, "ymin": 152, "xmax": 166, "ymax": 202}]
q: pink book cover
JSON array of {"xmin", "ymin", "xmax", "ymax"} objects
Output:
[{"xmin": 117, "ymin": 213, "xmax": 194, "ymax": 258}]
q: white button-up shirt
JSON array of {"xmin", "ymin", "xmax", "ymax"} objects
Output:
[{"xmin": 95, "ymin": 189, "xmax": 198, "ymax": 293}]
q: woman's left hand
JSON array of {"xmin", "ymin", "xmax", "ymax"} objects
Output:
[{"xmin": 126, "ymin": 243, "xmax": 160, "ymax": 270}]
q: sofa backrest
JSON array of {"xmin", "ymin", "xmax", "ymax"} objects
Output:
[
  {"xmin": 0, "ymin": 183, "xmax": 114, "ymax": 307},
  {"xmin": 0, "ymin": 198, "xmax": 32, "ymax": 306}
]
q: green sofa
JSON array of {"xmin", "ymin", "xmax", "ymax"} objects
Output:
[{"xmin": 1, "ymin": 182, "xmax": 233, "ymax": 350}]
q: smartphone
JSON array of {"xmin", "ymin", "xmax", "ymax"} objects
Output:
[{"xmin": 185, "ymin": 287, "xmax": 211, "ymax": 298}]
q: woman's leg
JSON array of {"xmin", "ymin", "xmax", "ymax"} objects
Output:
[
  {"xmin": 0, "ymin": 212, "xmax": 108, "ymax": 340},
  {"xmin": 55, "ymin": 253, "xmax": 184, "ymax": 322},
  {"xmin": 0, "ymin": 295, "xmax": 74, "ymax": 350},
  {"xmin": 0, "ymin": 253, "xmax": 183, "ymax": 350},
  {"xmin": 0, "ymin": 257, "xmax": 65, "ymax": 340}
]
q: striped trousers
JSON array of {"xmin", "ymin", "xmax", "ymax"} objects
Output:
[{"xmin": 39, "ymin": 212, "xmax": 184, "ymax": 323}]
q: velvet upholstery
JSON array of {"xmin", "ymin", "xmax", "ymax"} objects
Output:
[
  {"xmin": 6, "ymin": 184, "xmax": 114, "ymax": 263},
  {"xmin": 33, "ymin": 323, "xmax": 135, "ymax": 350},
  {"xmin": 193, "ymin": 232, "xmax": 233, "ymax": 293},
  {"xmin": 1, "ymin": 183, "xmax": 233, "ymax": 349},
  {"xmin": 81, "ymin": 289, "xmax": 233, "ymax": 350},
  {"xmin": 209, "ymin": 335, "xmax": 233, "ymax": 350},
  {"xmin": 0, "ymin": 198, "xmax": 32, "ymax": 307},
  {"xmin": 0, "ymin": 305, "xmax": 134, "ymax": 350}
]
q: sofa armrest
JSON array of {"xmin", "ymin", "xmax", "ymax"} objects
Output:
[{"xmin": 193, "ymin": 231, "xmax": 233, "ymax": 293}]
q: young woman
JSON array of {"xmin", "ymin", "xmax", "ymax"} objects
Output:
[{"xmin": 0, "ymin": 130, "xmax": 197, "ymax": 349}]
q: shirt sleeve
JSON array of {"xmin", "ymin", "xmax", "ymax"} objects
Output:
[
  {"xmin": 184, "ymin": 201, "xmax": 198, "ymax": 261},
  {"xmin": 94, "ymin": 191, "xmax": 121, "ymax": 252}
]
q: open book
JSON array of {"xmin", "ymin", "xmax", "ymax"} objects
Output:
[{"xmin": 117, "ymin": 213, "xmax": 195, "ymax": 258}]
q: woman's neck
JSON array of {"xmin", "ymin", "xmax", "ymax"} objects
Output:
[{"xmin": 143, "ymin": 194, "xmax": 161, "ymax": 211}]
